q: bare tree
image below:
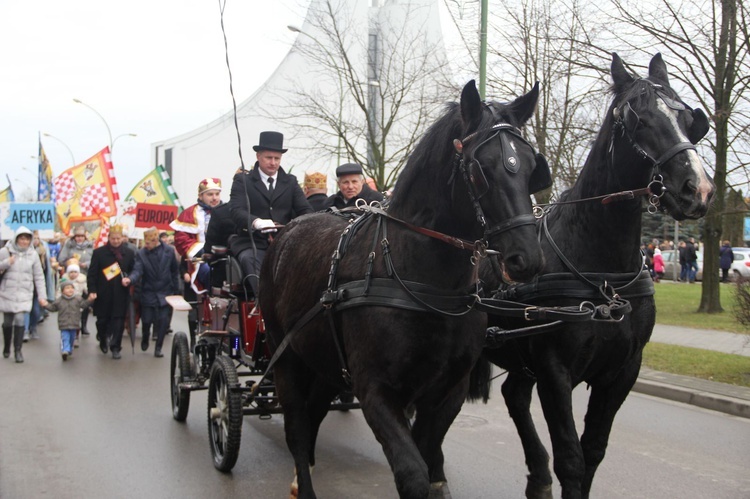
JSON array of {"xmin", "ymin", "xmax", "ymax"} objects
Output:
[
  {"xmin": 265, "ymin": 0, "xmax": 453, "ymax": 191},
  {"xmin": 608, "ymin": 0, "xmax": 750, "ymax": 313}
]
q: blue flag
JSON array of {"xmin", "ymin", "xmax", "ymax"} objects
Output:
[{"xmin": 38, "ymin": 134, "xmax": 56, "ymax": 202}]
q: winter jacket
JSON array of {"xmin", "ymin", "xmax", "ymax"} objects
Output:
[
  {"xmin": 323, "ymin": 183, "xmax": 385, "ymax": 210},
  {"xmin": 58, "ymin": 238, "xmax": 94, "ymax": 274},
  {"xmin": 719, "ymin": 244, "xmax": 734, "ymax": 270},
  {"xmin": 45, "ymin": 294, "xmax": 93, "ymax": 330},
  {"xmin": 0, "ymin": 226, "xmax": 47, "ymax": 314},
  {"xmin": 128, "ymin": 242, "xmax": 179, "ymax": 307}
]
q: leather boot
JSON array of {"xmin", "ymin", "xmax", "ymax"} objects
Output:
[
  {"xmin": 188, "ymin": 319, "xmax": 198, "ymax": 349},
  {"xmin": 2, "ymin": 325, "xmax": 11, "ymax": 358},
  {"xmin": 13, "ymin": 326, "xmax": 24, "ymax": 363}
]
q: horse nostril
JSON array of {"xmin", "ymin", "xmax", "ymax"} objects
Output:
[{"xmin": 506, "ymin": 253, "xmax": 526, "ymax": 271}]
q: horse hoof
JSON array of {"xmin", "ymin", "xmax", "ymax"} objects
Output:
[
  {"xmin": 525, "ymin": 481, "xmax": 552, "ymax": 499},
  {"xmin": 429, "ymin": 481, "xmax": 452, "ymax": 498}
]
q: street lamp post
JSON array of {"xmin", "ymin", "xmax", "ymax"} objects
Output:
[
  {"xmin": 287, "ymin": 25, "xmax": 344, "ymax": 166},
  {"xmin": 42, "ymin": 133, "xmax": 76, "ymax": 167},
  {"xmin": 73, "ymin": 98, "xmax": 113, "ymax": 150},
  {"xmin": 112, "ymin": 133, "xmax": 137, "ymax": 152}
]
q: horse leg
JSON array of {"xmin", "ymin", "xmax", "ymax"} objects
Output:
[
  {"xmin": 501, "ymin": 373, "xmax": 553, "ymax": 499},
  {"xmin": 411, "ymin": 379, "xmax": 470, "ymax": 498},
  {"xmin": 358, "ymin": 385, "xmax": 430, "ymax": 499},
  {"xmin": 535, "ymin": 369, "xmax": 585, "ymax": 499},
  {"xmin": 579, "ymin": 360, "xmax": 642, "ymax": 498},
  {"xmin": 274, "ymin": 357, "xmax": 321, "ymax": 499}
]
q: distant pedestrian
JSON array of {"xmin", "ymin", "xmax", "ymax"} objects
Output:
[
  {"xmin": 44, "ymin": 279, "xmax": 95, "ymax": 360},
  {"xmin": 653, "ymin": 248, "xmax": 665, "ymax": 283},
  {"xmin": 686, "ymin": 238, "xmax": 699, "ymax": 283},
  {"xmin": 678, "ymin": 241, "xmax": 688, "ymax": 281},
  {"xmin": 719, "ymin": 240, "xmax": 734, "ymax": 283}
]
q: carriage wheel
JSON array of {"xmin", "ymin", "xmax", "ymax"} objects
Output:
[
  {"xmin": 170, "ymin": 332, "xmax": 194, "ymax": 421},
  {"xmin": 207, "ymin": 355, "xmax": 242, "ymax": 472}
]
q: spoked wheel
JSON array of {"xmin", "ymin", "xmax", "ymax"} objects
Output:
[
  {"xmin": 207, "ymin": 355, "xmax": 242, "ymax": 472},
  {"xmin": 170, "ymin": 332, "xmax": 194, "ymax": 421}
]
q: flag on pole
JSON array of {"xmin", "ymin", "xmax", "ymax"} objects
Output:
[
  {"xmin": 54, "ymin": 147, "xmax": 119, "ymax": 234},
  {"xmin": 38, "ymin": 134, "xmax": 55, "ymax": 202},
  {"xmin": 123, "ymin": 164, "xmax": 182, "ymax": 208},
  {"xmin": 0, "ymin": 175, "xmax": 14, "ymax": 202}
]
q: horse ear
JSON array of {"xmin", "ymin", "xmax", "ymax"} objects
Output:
[
  {"xmin": 611, "ymin": 52, "xmax": 633, "ymax": 92},
  {"xmin": 508, "ymin": 81, "xmax": 540, "ymax": 126},
  {"xmin": 689, "ymin": 108, "xmax": 710, "ymax": 144},
  {"xmin": 460, "ymin": 80, "xmax": 483, "ymax": 130},
  {"xmin": 648, "ymin": 53, "xmax": 670, "ymax": 85}
]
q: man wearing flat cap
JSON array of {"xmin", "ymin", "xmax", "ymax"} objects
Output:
[
  {"xmin": 323, "ymin": 163, "xmax": 384, "ymax": 210},
  {"xmin": 229, "ymin": 131, "xmax": 313, "ymax": 293}
]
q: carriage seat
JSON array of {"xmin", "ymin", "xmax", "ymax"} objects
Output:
[{"xmin": 209, "ymin": 246, "xmax": 254, "ymax": 300}]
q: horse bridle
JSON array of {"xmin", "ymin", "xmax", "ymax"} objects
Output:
[
  {"xmin": 453, "ymin": 122, "xmax": 539, "ymax": 241},
  {"xmin": 611, "ymin": 82, "xmax": 698, "ymax": 213}
]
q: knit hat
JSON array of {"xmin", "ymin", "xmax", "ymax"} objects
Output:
[
  {"xmin": 73, "ymin": 226, "xmax": 86, "ymax": 237},
  {"xmin": 59, "ymin": 278, "xmax": 75, "ymax": 291},
  {"xmin": 67, "ymin": 264, "xmax": 80, "ymax": 274},
  {"xmin": 303, "ymin": 172, "xmax": 327, "ymax": 190}
]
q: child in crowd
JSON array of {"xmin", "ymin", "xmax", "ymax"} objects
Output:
[
  {"xmin": 44, "ymin": 279, "xmax": 94, "ymax": 360},
  {"xmin": 59, "ymin": 261, "xmax": 88, "ymax": 346}
]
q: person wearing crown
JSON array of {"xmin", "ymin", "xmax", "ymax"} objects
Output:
[
  {"xmin": 170, "ymin": 177, "xmax": 224, "ymax": 345},
  {"xmin": 87, "ymin": 224, "xmax": 135, "ymax": 360}
]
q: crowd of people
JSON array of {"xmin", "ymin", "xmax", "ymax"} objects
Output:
[{"xmin": 0, "ymin": 130, "xmax": 387, "ymax": 365}]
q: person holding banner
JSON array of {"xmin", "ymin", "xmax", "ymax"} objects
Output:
[{"xmin": 87, "ymin": 225, "xmax": 135, "ymax": 360}]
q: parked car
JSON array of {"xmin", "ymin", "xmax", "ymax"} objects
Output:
[
  {"xmin": 729, "ymin": 247, "xmax": 750, "ymax": 280},
  {"xmin": 661, "ymin": 249, "xmax": 703, "ymax": 281}
]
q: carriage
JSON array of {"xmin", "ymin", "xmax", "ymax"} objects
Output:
[{"xmin": 167, "ymin": 248, "xmax": 358, "ymax": 472}]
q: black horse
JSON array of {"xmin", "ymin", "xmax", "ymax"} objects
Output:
[
  {"xmin": 258, "ymin": 80, "xmax": 550, "ymax": 498},
  {"xmin": 473, "ymin": 53, "xmax": 715, "ymax": 499}
]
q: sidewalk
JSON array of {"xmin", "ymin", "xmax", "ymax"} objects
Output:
[{"xmin": 633, "ymin": 324, "xmax": 750, "ymax": 419}]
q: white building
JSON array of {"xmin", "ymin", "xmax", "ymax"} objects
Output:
[{"xmin": 151, "ymin": 0, "xmax": 454, "ymax": 202}]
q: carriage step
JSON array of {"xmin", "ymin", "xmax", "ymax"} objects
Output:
[{"xmin": 178, "ymin": 382, "xmax": 208, "ymax": 391}]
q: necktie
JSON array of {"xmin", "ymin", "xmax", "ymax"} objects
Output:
[{"xmin": 267, "ymin": 177, "xmax": 274, "ymax": 195}]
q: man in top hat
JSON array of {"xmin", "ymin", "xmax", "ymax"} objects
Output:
[
  {"xmin": 87, "ymin": 224, "xmax": 135, "ymax": 359},
  {"xmin": 303, "ymin": 172, "xmax": 329, "ymax": 211},
  {"xmin": 323, "ymin": 163, "xmax": 384, "ymax": 210},
  {"xmin": 228, "ymin": 131, "xmax": 313, "ymax": 293}
]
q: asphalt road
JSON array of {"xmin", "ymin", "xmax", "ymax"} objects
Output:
[{"xmin": 1, "ymin": 313, "xmax": 749, "ymax": 498}]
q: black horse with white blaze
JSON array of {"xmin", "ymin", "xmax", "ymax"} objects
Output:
[
  {"xmin": 259, "ymin": 80, "xmax": 550, "ymax": 498},
  {"xmin": 472, "ymin": 53, "xmax": 715, "ymax": 499}
]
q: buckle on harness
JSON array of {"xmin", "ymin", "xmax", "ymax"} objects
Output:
[{"xmin": 523, "ymin": 306, "xmax": 537, "ymax": 321}]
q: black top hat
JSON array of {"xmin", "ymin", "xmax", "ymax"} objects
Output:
[
  {"xmin": 335, "ymin": 163, "xmax": 363, "ymax": 177},
  {"xmin": 253, "ymin": 131, "xmax": 288, "ymax": 153}
]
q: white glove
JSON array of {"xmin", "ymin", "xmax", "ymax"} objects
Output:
[{"xmin": 253, "ymin": 218, "xmax": 277, "ymax": 233}]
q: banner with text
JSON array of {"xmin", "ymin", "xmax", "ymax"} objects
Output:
[
  {"xmin": 134, "ymin": 203, "xmax": 178, "ymax": 231},
  {"xmin": 0, "ymin": 202, "xmax": 55, "ymax": 240}
]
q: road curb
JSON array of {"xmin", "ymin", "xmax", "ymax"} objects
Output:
[{"xmin": 633, "ymin": 378, "xmax": 750, "ymax": 419}]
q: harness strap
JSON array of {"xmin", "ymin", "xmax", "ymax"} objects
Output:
[{"xmin": 475, "ymin": 298, "xmax": 595, "ymax": 322}]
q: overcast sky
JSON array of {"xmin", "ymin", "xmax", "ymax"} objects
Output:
[{"xmin": 0, "ymin": 0, "xmax": 307, "ymax": 200}]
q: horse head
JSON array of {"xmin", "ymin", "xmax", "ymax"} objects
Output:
[
  {"xmin": 610, "ymin": 52, "xmax": 715, "ymax": 220},
  {"xmin": 457, "ymin": 80, "xmax": 548, "ymax": 281}
]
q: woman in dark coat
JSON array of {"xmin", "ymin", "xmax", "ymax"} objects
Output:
[
  {"xmin": 719, "ymin": 240, "xmax": 734, "ymax": 282},
  {"xmin": 87, "ymin": 225, "xmax": 135, "ymax": 359}
]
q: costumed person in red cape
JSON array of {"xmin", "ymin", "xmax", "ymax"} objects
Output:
[{"xmin": 170, "ymin": 177, "xmax": 223, "ymax": 347}]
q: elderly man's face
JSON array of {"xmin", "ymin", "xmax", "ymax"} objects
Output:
[
  {"xmin": 338, "ymin": 174, "xmax": 363, "ymax": 201},
  {"xmin": 257, "ymin": 150, "xmax": 282, "ymax": 176}
]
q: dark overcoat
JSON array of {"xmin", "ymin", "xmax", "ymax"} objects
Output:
[
  {"xmin": 129, "ymin": 242, "xmax": 179, "ymax": 307},
  {"xmin": 323, "ymin": 183, "xmax": 384, "ymax": 210},
  {"xmin": 87, "ymin": 243, "xmax": 135, "ymax": 319},
  {"xmin": 203, "ymin": 202, "xmax": 237, "ymax": 254},
  {"xmin": 228, "ymin": 164, "xmax": 313, "ymax": 253}
]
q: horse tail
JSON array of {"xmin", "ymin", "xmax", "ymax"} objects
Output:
[{"xmin": 466, "ymin": 355, "xmax": 492, "ymax": 403}]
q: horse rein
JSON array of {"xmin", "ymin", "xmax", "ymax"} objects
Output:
[{"xmin": 452, "ymin": 122, "xmax": 540, "ymax": 241}]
